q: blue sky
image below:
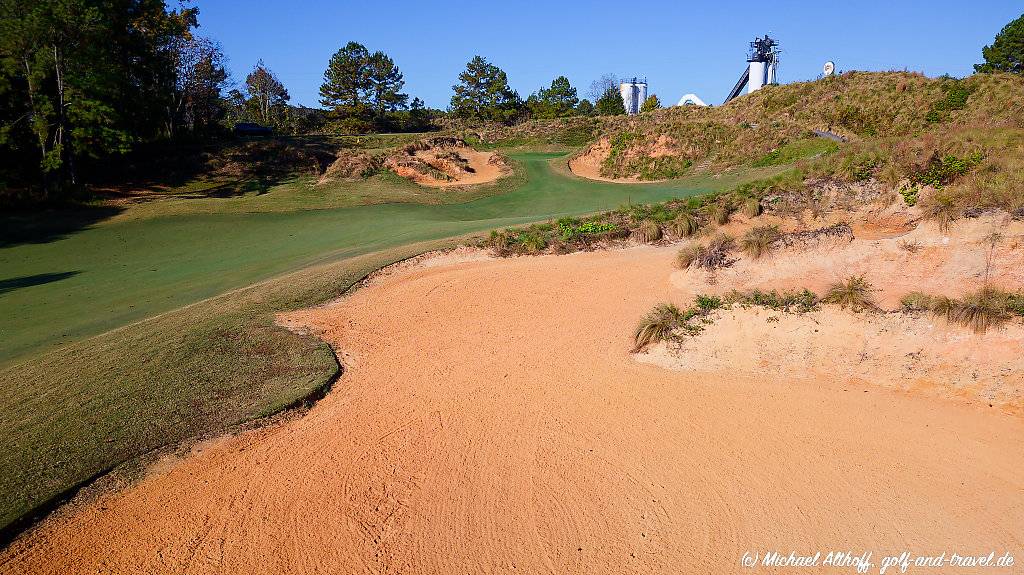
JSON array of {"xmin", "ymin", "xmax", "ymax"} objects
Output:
[{"xmin": 193, "ymin": 1, "xmax": 1022, "ymax": 108}]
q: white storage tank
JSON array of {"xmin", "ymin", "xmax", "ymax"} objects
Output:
[
  {"xmin": 619, "ymin": 82, "xmax": 637, "ymax": 115},
  {"xmin": 636, "ymin": 81, "xmax": 648, "ymax": 111},
  {"xmin": 747, "ymin": 61, "xmax": 766, "ymax": 94}
]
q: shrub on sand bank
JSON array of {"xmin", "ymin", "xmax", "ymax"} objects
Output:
[
  {"xmin": 631, "ymin": 219, "xmax": 662, "ymax": 244},
  {"xmin": 823, "ymin": 275, "xmax": 879, "ymax": 312},
  {"xmin": 900, "ymin": 287, "xmax": 1022, "ymax": 333},
  {"xmin": 633, "ymin": 303, "xmax": 685, "ymax": 351},
  {"xmin": 739, "ymin": 225, "xmax": 782, "ymax": 259},
  {"xmin": 669, "ymin": 211, "xmax": 699, "ymax": 237},
  {"xmin": 676, "ymin": 234, "xmax": 735, "ymax": 270}
]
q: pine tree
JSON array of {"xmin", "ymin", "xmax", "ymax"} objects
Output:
[
  {"xmin": 449, "ymin": 56, "xmax": 521, "ymax": 123},
  {"xmin": 366, "ymin": 51, "xmax": 408, "ymax": 117},
  {"xmin": 595, "ymin": 86, "xmax": 626, "ymax": 116},
  {"xmin": 975, "ymin": 13, "xmax": 1024, "ymax": 74},
  {"xmin": 319, "ymin": 41, "xmax": 372, "ymax": 117},
  {"xmin": 527, "ymin": 76, "xmax": 579, "ymax": 118}
]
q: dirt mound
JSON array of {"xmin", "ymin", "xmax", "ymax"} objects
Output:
[
  {"xmin": 386, "ymin": 137, "xmax": 510, "ymax": 187},
  {"xmin": 568, "ymin": 138, "xmax": 623, "ymax": 182},
  {"xmin": 4, "ymin": 214, "xmax": 1023, "ymax": 573},
  {"xmin": 318, "ymin": 150, "xmax": 384, "ymax": 182},
  {"xmin": 569, "ymin": 135, "xmax": 680, "ymax": 183}
]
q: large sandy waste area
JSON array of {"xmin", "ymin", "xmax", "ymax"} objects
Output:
[{"xmin": 3, "ymin": 228, "xmax": 1023, "ymax": 574}]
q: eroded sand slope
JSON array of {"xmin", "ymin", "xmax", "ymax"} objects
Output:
[{"xmin": 3, "ymin": 239, "xmax": 1022, "ymax": 574}]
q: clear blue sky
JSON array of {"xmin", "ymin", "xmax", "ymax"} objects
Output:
[{"xmin": 192, "ymin": 0, "xmax": 1022, "ymax": 108}]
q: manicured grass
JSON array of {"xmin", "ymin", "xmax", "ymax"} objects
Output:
[
  {"xmin": 0, "ymin": 151, "xmax": 773, "ymax": 538},
  {"xmin": 0, "ymin": 153, "xmax": 757, "ymax": 366}
]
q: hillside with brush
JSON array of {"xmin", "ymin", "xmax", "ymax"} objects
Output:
[{"xmin": 486, "ymin": 72, "xmax": 1024, "ymax": 216}]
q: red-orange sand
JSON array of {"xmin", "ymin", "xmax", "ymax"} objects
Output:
[{"xmin": 2, "ymin": 239, "xmax": 1022, "ymax": 574}]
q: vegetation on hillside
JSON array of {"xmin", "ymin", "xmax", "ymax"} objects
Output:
[{"xmin": 975, "ymin": 12, "xmax": 1024, "ymax": 74}]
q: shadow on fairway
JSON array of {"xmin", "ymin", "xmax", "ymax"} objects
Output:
[
  {"xmin": 0, "ymin": 271, "xmax": 81, "ymax": 296},
  {"xmin": 1, "ymin": 206, "xmax": 124, "ymax": 248}
]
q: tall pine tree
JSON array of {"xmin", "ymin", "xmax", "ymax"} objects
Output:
[{"xmin": 449, "ymin": 56, "xmax": 521, "ymax": 123}]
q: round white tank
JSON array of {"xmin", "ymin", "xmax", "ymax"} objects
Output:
[
  {"xmin": 620, "ymin": 83, "xmax": 637, "ymax": 115},
  {"xmin": 748, "ymin": 61, "xmax": 766, "ymax": 94},
  {"xmin": 637, "ymin": 83, "xmax": 648, "ymax": 111},
  {"xmin": 766, "ymin": 63, "xmax": 777, "ymax": 85}
]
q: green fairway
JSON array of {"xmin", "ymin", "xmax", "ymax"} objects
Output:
[
  {"xmin": 0, "ymin": 151, "xmax": 774, "ymax": 538},
  {"xmin": 1, "ymin": 152, "xmax": 756, "ymax": 366}
]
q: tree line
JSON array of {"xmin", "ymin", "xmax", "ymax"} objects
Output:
[
  {"xmin": 0, "ymin": 0, "xmax": 655, "ymax": 202},
  {"xmin": 4, "ymin": 1, "xmax": 1019, "ymax": 204}
]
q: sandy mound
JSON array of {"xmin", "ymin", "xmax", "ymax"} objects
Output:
[
  {"xmin": 640, "ymin": 307, "xmax": 1024, "ymax": 411},
  {"xmin": 5, "ymin": 230, "xmax": 1023, "ymax": 573},
  {"xmin": 676, "ymin": 213, "xmax": 1024, "ymax": 309},
  {"xmin": 387, "ymin": 137, "xmax": 510, "ymax": 187},
  {"xmin": 568, "ymin": 137, "xmax": 633, "ymax": 182},
  {"xmin": 568, "ymin": 135, "xmax": 677, "ymax": 183}
]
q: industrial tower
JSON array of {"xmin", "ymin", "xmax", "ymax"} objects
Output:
[{"xmin": 724, "ymin": 36, "xmax": 780, "ymax": 103}]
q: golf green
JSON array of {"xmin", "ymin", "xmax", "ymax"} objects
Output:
[{"xmin": 1, "ymin": 152, "xmax": 716, "ymax": 366}]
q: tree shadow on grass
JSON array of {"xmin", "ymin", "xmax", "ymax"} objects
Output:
[
  {"xmin": 0, "ymin": 271, "xmax": 80, "ymax": 296},
  {"xmin": 0, "ymin": 205, "xmax": 124, "ymax": 248}
]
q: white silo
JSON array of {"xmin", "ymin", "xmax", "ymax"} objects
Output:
[
  {"xmin": 747, "ymin": 61, "xmax": 767, "ymax": 94},
  {"xmin": 637, "ymin": 81, "xmax": 648, "ymax": 111},
  {"xmin": 619, "ymin": 81, "xmax": 637, "ymax": 115}
]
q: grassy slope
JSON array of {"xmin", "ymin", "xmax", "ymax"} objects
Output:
[
  {"xmin": 0, "ymin": 153, "xmax": 755, "ymax": 366},
  {"xmin": 0, "ymin": 152, "xmax": 774, "ymax": 536},
  {"xmin": 564, "ymin": 73, "xmax": 1024, "ymax": 209}
]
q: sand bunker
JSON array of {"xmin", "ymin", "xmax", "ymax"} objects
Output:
[
  {"xmin": 387, "ymin": 137, "xmax": 510, "ymax": 187},
  {"xmin": 4, "ymin": 220, "xmax": 1023, "ymax": 573}
]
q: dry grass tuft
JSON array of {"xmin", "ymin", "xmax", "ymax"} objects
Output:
[
  {"xmin": 708, "ymin": 203, "xmax": 732, "ymax": 225},
  {"xmin": 631, "ymin": 219, "xmax": 663, "ymax": 244},
  {"xmin": 633, "ymin": 303, "xmax": 684, "ymax": 352},
  {"xmin": 929, "ymin": 295, "xmax": 955, "ymax": 321},
  {"xmin": 740, "ymin": 225, "xmax": 782, "ymax": 259},
  {"xmin": 903, "ymin": 288, "xmax": 1018, "ymax": 333},
  {"xmin": 900, "ymin": 291, "xmax": 933, "ymax": 312},
  {"xmin": 823, "ymin": 275, "xmax": 879, "ymax": 312},
  {"xmin": 922, "ymin": 195, "xmax": 959, "ymax": 233},
  {"xmin": 950, "ymin": 287, "xmax": 1010, "ymax": 333},
  {"xmin": 742, "ymin": 198, "xmax": 762, "ymax": 218},
  {"xmin": 669, "ymin": 212, "xmax": 699, "ymax": 237},
  {"xmin": 677, "ymin": 234, "xmax": 734, "ymax": 270}
]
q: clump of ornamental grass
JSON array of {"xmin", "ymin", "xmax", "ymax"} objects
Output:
[
  {"xmin": 899, "ymin": 291, "xmax": 933, "ymax": 312},
  {"xmin": 669, "ymin": 211, "xmax": 699, "ymax": 237},
  {"xmin": 742, "ymin": 197, "xmax": 762, "ymax": 218},
  {"xmin": 739, "ymin": 224, "xmax": 782, "ymax": 259},
  {"xmin": 708, "ymin": 203, "xmax": 732, "ymax": 225},
  {"xmin": 631, "ymin": 219, "xmax": 662, "ymax": 244},
  {"xmin": 929, "ymin": 295, "xmax": 955, "ymax": 321},
  {"xmin": 633, "ymin": 303, "xmax": 684, "ymax": 352},
  {"xmin": 903, "ymin": 288, "xmax": 1019, "ymax": 333},
  {"xmin": 676, "ymin": 234, "xmax": 734, "ymax": 270},
  {"xmin": 949, "ymin": 287, "xmax": 1010, "ymax": 333},
  {"xmin": 921, "ymin": 194, "xmax": 959, "ymax": 233},
  {"xmin": 823, "ymin": 275, "xmax": 879, "ymax": 312}
]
